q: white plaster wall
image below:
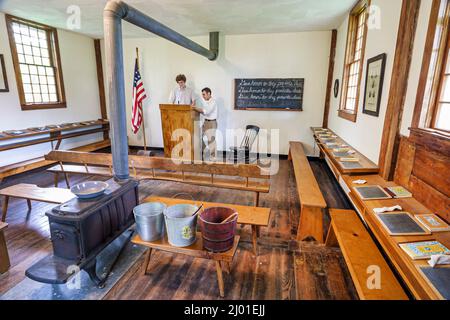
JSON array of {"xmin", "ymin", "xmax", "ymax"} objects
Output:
[
  {"xmin": 0, "ymin": 12, "xmax": 103, "ymax": 167},
  {"xmin": 103, "ymin": 31, "xmax": 331, "ymax": 155},
  {"xmin": 328, "ymin": 0, "xmax": 402, "ymax": 164},
  {"xmin": 400, "ymin": 0, "xmax": 433, "ymax": 136}
]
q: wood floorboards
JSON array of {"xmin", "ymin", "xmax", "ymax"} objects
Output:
[{"xmin": 0, "ymin": 150, "xmax": 357, "ymax": 300}]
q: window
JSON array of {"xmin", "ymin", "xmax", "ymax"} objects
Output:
[
  {"xmin": 339, "ymin": 0, "xmax": 369, "ymax": 122},
  {"xmin": 432, "ymin": 16, "xmax": 450, "ymax": 131},
  {"xmin": 6, "ymin": 15, "xmax": 66, "ymax": 110},
  {"xmin": 413, "ymin": 0, "xmax": 450, "ymax": 134}
]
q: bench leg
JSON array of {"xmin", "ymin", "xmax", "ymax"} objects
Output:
[
  {"xmin": 63, "ymin": 173, "xmax": 70, "ymax": 189},
  {"xmin": 254, "ymin": 192, "xmax": 260, "ymax": 207},
  {"xmin": 54, "ymin": 173, "xmax": 59, "ymax": 187},
  {"xmin": 297, "ymin": 206, "xmax": 324, "ymax": 243},
  {"xmin": 251, "ymin": 225, "xmax": 258, "ymax": 256},
  {"xmin": 0, "ymin": 230, "xmax": 10, "ymax": 274},
  {"xmin": 2, "ymin": 196, "xmax": 9, "ymax": 222},
  {"xmin": 27, "ymin": 199, "xmax": 32, "ymax": 211},
  {"xmin": 325, "ymin": 225, "xmax": 338, "ymax": 247},
  {"xmin": 215, "ymin": 260, "xmax": 225, "ymax": 298},
  {"xmin": 142, "ymin": 248, "xmax": 153, "ymax": 276}
]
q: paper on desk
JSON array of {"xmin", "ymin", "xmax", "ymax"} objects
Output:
[
  {"xmin": 353, "ymin": 180, "xmax": 367, "ymax": 185},
  {"xmin": 428, "ymin": 254, "xmax": 450, "ymax": 267},
  {"xmin": 373, "ymin": 205, "xmax": 402, "ymax": 214}
]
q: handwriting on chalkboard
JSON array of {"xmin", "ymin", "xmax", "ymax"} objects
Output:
[{"xmin": 234, "ymin": 78, "xmax": 304, "ymax": 110}]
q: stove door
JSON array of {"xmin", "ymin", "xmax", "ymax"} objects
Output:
[{"xmin": 50, "ymin": 222, "xmax": 82, "ymax": 261}]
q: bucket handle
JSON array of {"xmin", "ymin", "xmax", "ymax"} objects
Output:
[{"xmin": 172, "ymin": 193, "xmax": 195, "ymax": 201}]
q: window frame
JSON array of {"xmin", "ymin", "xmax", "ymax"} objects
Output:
[
  {"xmin": 430, "ymin": 10, "xmax": 450, "ymax": 131},
  {"xmin": 339, "ymin": 0, "xmax": 370, "ymax": 122},
  {"xmin": 5, "ymin": 14, "xmax": 66, "ymax": 111}
]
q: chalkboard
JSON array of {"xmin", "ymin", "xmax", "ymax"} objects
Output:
[
  {"xmin": 418, "ymin": 266, "xmax": 450, "ymax": 300},
  {"xmin": 234, "ymin": 78, "xmax": 304, "ymax": 111}
]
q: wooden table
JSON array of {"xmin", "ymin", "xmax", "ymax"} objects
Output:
[
  {"xmin": 340, "ymin": 174, "xmax": 450, "ymax": 300},
  {"xmin": 145, "ymin": 196, "xmax": 271, "ymax": 255},
  {"xmin": 0, "ymin": 184, "xmax": 76, "ymax": 222},
  {"xmin": 0, "ymin": 222, "xmax": 9, "ymax": 273},
  {"xmin": 311, "ymin": 127, "xmax": 379, "ymax": 175},
  {"xmin": 132, "ymin": 233, "xmax": 240, "ymax": 297}
]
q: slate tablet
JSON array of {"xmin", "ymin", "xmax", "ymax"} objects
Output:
[
  {"xmin": 375, "ymin": 212, "xmax": 430, "ymax": 235},
  {"xmin": 418, "ymin": 266, "xmax": 450, "ymax": 300},
  {"xmin": 353, "ymin": 185, "xmax": 392, "ymax": 200}
]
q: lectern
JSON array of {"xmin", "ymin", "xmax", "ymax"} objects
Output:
[{"xmin": 159, "ymin": 104, "xmax": 201, "ymax": 160}]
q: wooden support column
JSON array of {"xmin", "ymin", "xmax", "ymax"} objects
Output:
[
  {"xmin": 378, "ymin": 0, "xmax": 421, "ymax": 180},
  {"xmin": 94, "ymin": 39, "xmax": 109, "ymax": 140},
  {"xmin": 322, "ymin": 29, "xmax": 337, "ymax": 128}
]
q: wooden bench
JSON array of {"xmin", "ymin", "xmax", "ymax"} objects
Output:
[
  {"xmin": 0, "ymin": 184, "xmax": 76, "ymax": 222},
  {"xmin": 0, "ymin": 222, "xmax": 9, "ymax": 273},
  {"xmin": 145, "ymin": 196, "xmax": 271, "ymax": 255},
  {"xmin": 45, "ymin": 151, "xmax": 271, "ymax": 206},
  {"xmin": 288, "ymin": 141, "xmax": 327, "ymax": 243},
  {"xmin": 0, "ymin": 139, "xmax": 111, "ymax": 184},
  {"xmin": 326, "ymin": 209, "xmax": 408, "ymax": 300},
  {"xmin": 132, "ymin": 233, "xmax": 240, "ymax": 298}
]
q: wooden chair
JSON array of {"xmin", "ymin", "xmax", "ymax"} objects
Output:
[{"xmin": 229, "ymin": 125, "xmax": 260, "ymax": 164}]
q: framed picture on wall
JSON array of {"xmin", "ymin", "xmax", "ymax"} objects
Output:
[
  {"xmin": 363, "ymin": 53, "xmax": 386, "ymax": 117},
  {"xmin": 0, "ymin": 54, "xmax": 9, "ymax": 92}
]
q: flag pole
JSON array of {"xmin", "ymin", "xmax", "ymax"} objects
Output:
[{"xmin": 136, "ymin": 47, "xmax": 148, "ymax": 152}]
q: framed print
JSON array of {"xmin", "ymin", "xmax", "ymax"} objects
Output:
[
  {"xmin": 363, "ymin": 53, "xmax": 386, "ymax": 117},
  {"xmin": 0, "ymin": 54, "xmax": 9, "ymax": 92}
]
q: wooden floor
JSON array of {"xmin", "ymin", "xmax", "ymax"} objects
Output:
[{"xmin": 0, "ymin": 150, "xmax": 357, "ymax": 300}]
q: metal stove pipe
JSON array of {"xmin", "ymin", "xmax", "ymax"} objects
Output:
[{"xmin": 103, "ymin": 0, "xmax": 218, "ymax": 180}]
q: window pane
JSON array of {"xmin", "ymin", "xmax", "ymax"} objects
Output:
[
  {"xmin": 434, "ymin": 103, "xmax": 450, "ymax": 131},
  {"xmin": 25, "ymin": 93, "xmax": 34, "ymax": 103},
  {"xmin": 440, "ymin": 76, "xmax": 450, "ymax": 101}
]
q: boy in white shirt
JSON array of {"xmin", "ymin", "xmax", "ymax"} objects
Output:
[{"xmin": 194, "ymin": 87, "xmax": 218, "ymax": 161}]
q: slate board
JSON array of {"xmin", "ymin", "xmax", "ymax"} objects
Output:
[
  {"xmin": 340, "ymin": 161, "xmax": 363, "ymax": 169},
  {"xmin": 376, "ymin": 212, "xmax": 428, "ymax": 235},
  {"xmin": 354, "ymin": 186, "xmax": 391, "ymax": 200},
  {"xmin": 419, "ymin": 266, "xmax": 450, "ymax": 300},
  {"xmin": 234, "ymin": 78, "xmax": 304, "ymax": 110}
]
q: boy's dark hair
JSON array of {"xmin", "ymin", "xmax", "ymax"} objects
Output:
[
  {"xmin": 202, "ymin": 87, "xmax": 212, "ymax": 94},
  {"xmin": 175, "ymin": 74, "xmax": 186, "ymax": 82}
]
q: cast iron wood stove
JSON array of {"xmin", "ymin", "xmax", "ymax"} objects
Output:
[{"xmin": 26, "ymin": 178, "xmax": 139, "ymax": 287}]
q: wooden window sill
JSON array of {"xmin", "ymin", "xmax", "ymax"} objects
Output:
[
  {"xmin": 338, "ymin": 110, "xmax": 357, "ymax": 122},
  {"xmin": 408, "ymin": 127, "xmax": 450, "ymax": 154},
  {"xmin": 21, "ymin": 102, "xmax": 67, "ymax": 111}
]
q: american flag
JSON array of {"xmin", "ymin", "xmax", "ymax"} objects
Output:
[{"xmin": 131, "ymin": 59, "xmax": 147, "ymax": 134}]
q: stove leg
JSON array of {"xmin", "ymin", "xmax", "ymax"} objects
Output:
[{"xmin": 84, "ymin": 259, "xmax": 106, "ymax": 289}]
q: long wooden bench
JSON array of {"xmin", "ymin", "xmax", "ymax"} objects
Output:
[
  {"xmin": 0, "ymin": 139, "xmax": 111, "ymax": 184},
  {"xmin": 288, "ymin": 141, "xmax": 327, "ymax": 243},
  {"xmin": 326, "ymin": 209, "xmax": 408, "ymax": 300},
  {"xmin": 0, "ymin": 222, "xmax": 9, "ymax": 273},
  {"xmin": 45, "ymin": 151, "xmax": 271, "ymax": 206}
]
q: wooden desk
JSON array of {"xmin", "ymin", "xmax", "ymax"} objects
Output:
[
  {"xmin": 0, "ymin": 222, "xmax": 9, "ymax": 273},
  {"xmin": 0, "ymin": 184, "xmax": 76, "ymax": 222},
  {"xmin": 144, "ymin": 196, "xmax": 271, "ymax": 255},
  {"xmin": 132, "ymin": 233, "xmax": 240, "ymax": 297},
  {"xmin": 340, "ymin": 174, "xmax": 450, "ymax": 300},
  {"xmin": 311, "ymin": 127, "xmax": 379, "ymax": 175}
]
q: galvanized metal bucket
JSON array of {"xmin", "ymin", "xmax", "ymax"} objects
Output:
[
  {"xmin": 133, "ymin": 202, "xmax": 166, "ymax": 241},
  {"xmin": 164, "ymin": 204, "xmax": 199, "ymax": 247}
]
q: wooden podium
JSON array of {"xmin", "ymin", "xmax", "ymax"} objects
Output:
[{"xmin": 159, "ymin": 104, "xmax": 201, "ymax": 160}]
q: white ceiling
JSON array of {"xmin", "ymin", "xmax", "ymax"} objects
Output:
[{"xmin": 0, "ymin": 0, "xmax": 356, "ymax": 38}]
